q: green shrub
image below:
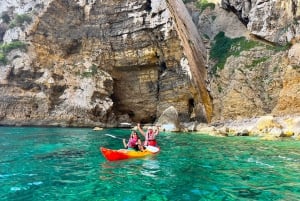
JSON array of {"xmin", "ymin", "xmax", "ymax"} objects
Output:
[
  {"xmin": 81, "ymin": 65, "xmax": 98, "ymax": 77},
  {"xmin": 203, "ymin": 34, "xmax": 210, "ymax": 39},
  {"xmin": 218, "ymin": 85, "xmax": 222, "ymax": 93},
  {"xmin": 90, "ymin": 64, "xmax": 98, "ymax": 74},
  {"xmin": 0, "ymin": 41, "xmax": 27, "ymax": 65},
  {"xmin": 245, "ymin": 57, "xmax": 268, "ymax": 69},
  {"xmin": 210, "ymin": 32, "xmax": 263, "ymax": 73},
  {"xmin": 196, "ymin": 0, "xmax": 215, "ymax": 12},
  {"xmin": 9, "ymin": 14, "xmax": 32, "ymax": 28},
  {"xmin": 268, "ymin": 43, "xmax": 292, "ymax": 52},
  {"xmin": 0, "ymin": 53, "xmax": 6, "ymax": 64},
  {"xmin": 1, "ymin": 41, "xmax": 27, "ymax": 53},
  {"xmin": 210, "ymin": 32, "xmax": 235, "ymax": 73}
]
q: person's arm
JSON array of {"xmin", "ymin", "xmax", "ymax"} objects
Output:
[
  {"xmin": 154, "ymin": 125, "xmax": 160, "ymax": 136},
  {"xmin": 137, "ymin": 123, "xmax": 145, "ymax": 136},
  {"xmin": 137, "ymin": 139, "xmax": 144, "ymax": 151},
  {"xmin": 123, "ymin": 139, "xmax": 128, "ymax": 148}
]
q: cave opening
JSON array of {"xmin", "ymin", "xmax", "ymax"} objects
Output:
[
  {"xmin": 143, "ymin": 0, "xmax": 152, "ymax": 12},
  {"xmin": 188, "ymin": 98, "xmax": 195, "ymax": 119},
  {"xmin": 159, "ymin": 61, "xmax": 167, "ymax": 72}
]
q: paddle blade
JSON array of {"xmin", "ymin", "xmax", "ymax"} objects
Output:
[
  {"xmin": 145, "ymin": 146, "xmax": 160, "ymax": 153},
  {"xmin": 105, "ymin": 134, "xmax": 125, "ymax": 141},
  {"xmin": 105, "ymin": 134, "xmax": 115, "ymax": 138}
]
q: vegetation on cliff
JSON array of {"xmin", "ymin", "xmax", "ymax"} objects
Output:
[
  {"xmin": 183, "ymin": 0, "xmax": 215, "ymax": 12},
  {"xmin": 210, "ymin": 32, "xmax": 261, "ymax": 73},
  {"xmin": 8, "ymin": 14, "xmax": 32, "ymax": 28},
  {"xmin": 209, "ymin": 32, "xmax": 292, "ymax": 74},
  {"xmin": 0, "ymin": 41, "xmax": 27, "ymax": 64}
]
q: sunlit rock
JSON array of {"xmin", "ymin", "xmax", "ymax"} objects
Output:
[{"xmin": 156, "ymin": 106, "xmax": 180, "ymax": 132}]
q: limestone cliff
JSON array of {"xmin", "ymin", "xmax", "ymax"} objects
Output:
[
  {"xmin": 186, "ymin": 0, "xmax": 300, "ymax": 123},
  {"xmin": 1, "ymin": 0, "xmax": 299, "ymax": 128},
  {"xmin": 221, "ymin": 0, "xmax": 300, "ymax": 44},
  {"xmin": 0, "ymin": 0, "xmax": 210, "ymax": 127}
]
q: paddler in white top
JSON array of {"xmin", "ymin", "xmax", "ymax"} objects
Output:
[{"xmin": 137, "ymin": 123, "xmax": 160, "ymax": 147}]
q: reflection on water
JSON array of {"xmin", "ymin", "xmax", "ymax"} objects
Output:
[
  {"xmin": 141, "ymin": 159, "xmax": 160, "ymax": 177},
  {"xmin": 99, "ymin": 155, "xmax": 161, "ymax": 179}
]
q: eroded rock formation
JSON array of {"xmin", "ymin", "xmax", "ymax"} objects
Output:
[
  {"xmin": 185, "ymin": 0, "xmax": 300, "ymax": 124},
  {"xmin": 1, "ymin": 0, "xmax": 299, "ymax": 129},
  {"xmin": 222, "ymin": 0, "xmax": 300, "ymax": 44},
  {"xmin": 0, "ymin": 0, "xmax": 211, "ymax": 127}
]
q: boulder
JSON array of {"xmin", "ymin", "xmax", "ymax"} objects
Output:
[
  {"xmin": 256, "ymin": 115, "xmax": 282, "ymax": 131},
  {"xmin": 181, "ymin": 121, "xmax": 197, "ymax": 132},
  {"xmin": 156, "ymin": 106, "xmax": 180, "ymax": 132}
]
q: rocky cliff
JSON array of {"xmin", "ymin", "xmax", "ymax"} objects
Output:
[
  {"xmin": 186, "ymin": 0, "xmax": 300, "ymax": 124},
  {"xmin": 0, "ymin": 0, "xmax": 210, "ymax": 127}
]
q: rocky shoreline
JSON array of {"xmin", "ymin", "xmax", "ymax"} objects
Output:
[
  {"xmin": 192, "ymin": 115, "xmax": 300, "ymax": 140},
  {"xmin": 132, "ymin": 106, "xmax": 300, "ymax": 140}
]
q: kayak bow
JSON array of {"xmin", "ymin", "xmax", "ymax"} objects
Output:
[{"xmin": 100, "ymin": 147, "xmax": 160, "ymax": 161}]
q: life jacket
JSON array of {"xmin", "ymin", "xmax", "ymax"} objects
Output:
[
  {"xmin": 147, "ymin": 139, "xmax": 157, "ymax": 146},
  {"xmin": 147, "ymin": 130, "xmax": 155, "ymax": 140},
  {"xmin": 127, "ymin": 137, "xmax": 138, "ymax": 148},
  {"xmin": 145, "ymin": 131, "xmax": 157, "ymax": 146}
]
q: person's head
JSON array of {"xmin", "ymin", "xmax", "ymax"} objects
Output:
[
  {"xmin": 131, "ymin": 130, "xmax": 139, "ymax": 138},
  {"xmin": 147, "ymin": 126, "xmax": 153, "ymax": 133}
]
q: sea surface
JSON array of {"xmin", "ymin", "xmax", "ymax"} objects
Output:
[{"xmin": 0, "ymin": 127, "xmax": 300, "ymax": 201}]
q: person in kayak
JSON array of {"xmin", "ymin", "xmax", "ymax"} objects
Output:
[
  {"xmin": 137, "ymin": 123, "xmax": 160, "ymax": 147},
  {"xmin": 123, "ymin": 130, "xmax": 144, "ymax": 151}
]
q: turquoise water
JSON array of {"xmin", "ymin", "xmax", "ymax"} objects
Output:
[{"xmin": 1, "ymin": 127, "xmax": 300, "ymax": 201}]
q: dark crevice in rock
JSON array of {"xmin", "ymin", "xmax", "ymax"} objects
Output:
[
  {"xmin": 249, "ymin": 33, "xmax": 278, "ymax": 46},
  {"xmin": 91, "ymin": 91, "xmax": 106, "ymax": 101},
  {"xmin": 0, "ymin": 24, "xmax": 8, "ymax": 42},
  {"xmin": 292, "ymin": 0, "xmax": 297, "ymax": 16},
  {"xmin": 48, "ymin": 85, "xmax": 66, "ymax": 110},
  {"xmin": 52, "ymin": 73, "xmax": 64, "ymax": 81},
  {"xmin": 147, "ymin": 80, "xmax": 157, "ymax": 93},
  {"xmin": 188, "ymin": 98, "xmax": 195, "ymax": 118},
  {"xmin": 159, "ymin": 61, "xmax": 167, "ymax": 73},
  {"xmin": 222, "ymin": 4, "xmax": 249, "ymax": 26},
  {"xmin": 64, "ymin": 39, "xmax": 82, "ymax": 56},
  {"xmin": 7, "ymin": 70, "xmax": 44, "ymax": 91},
  {"xmin": 127, "ymin": 110, "xmax": 135, "ymax": 118},
  {"xmin": 90, "ymin": 105, "xmax": 104, "ymax": 120},
  {"xmin": 257, "ymin": 1, "xmax": 264, "ymax": 6},
  {"xmin": 142, "ymin": 0, "xmax": 152, "ymax": 12},
  {"xmin": 139, "ymin": 115, "xmax": 156, "ymax": 124}
]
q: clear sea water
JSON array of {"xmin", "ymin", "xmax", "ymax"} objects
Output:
[{"xmin": 0, "ymin": 127, "xmax": 300, "ymax": 201}]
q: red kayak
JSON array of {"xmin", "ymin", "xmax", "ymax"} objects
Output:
[{"xmin": 100, "ymin": 146, "xmax": 160, "ymax": 161}]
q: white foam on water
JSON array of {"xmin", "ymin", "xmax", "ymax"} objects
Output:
[
  {"xmin": 28, "ymin": 181, "xmax": 43, "ymax": 186},
  {"xmin": 247, "ymin": 157, "xmax": 274, "ymax": 168}
]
